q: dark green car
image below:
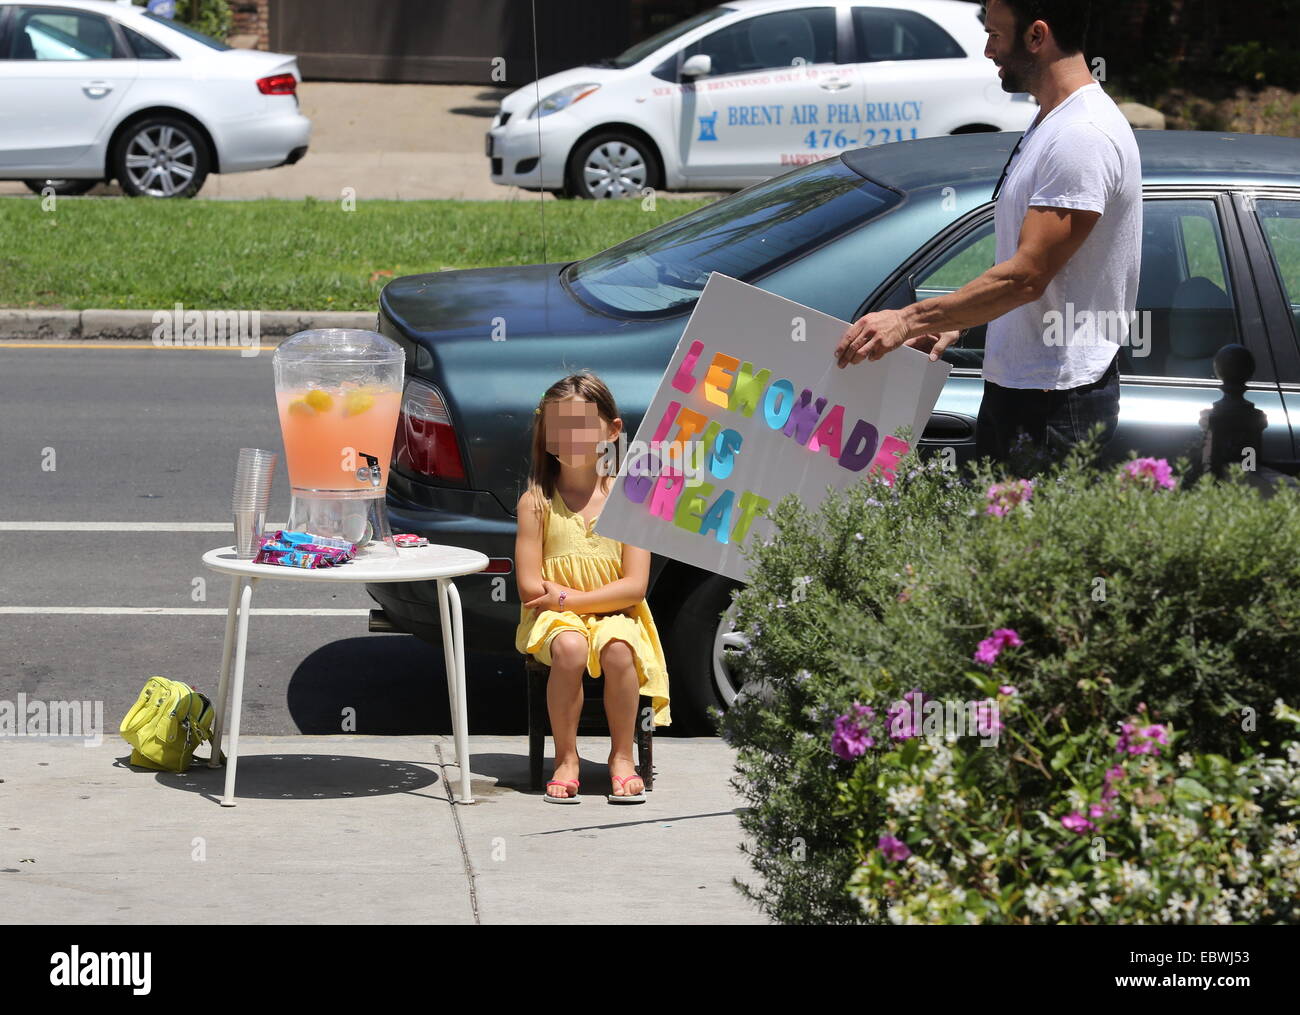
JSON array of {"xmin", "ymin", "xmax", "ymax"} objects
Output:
[{"xmin": 371, "ymin": 129, "xmax": 1300, "ymax": 733}]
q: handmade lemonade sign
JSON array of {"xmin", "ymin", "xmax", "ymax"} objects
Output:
[{"xmin": 593, "ymin": 273, "xmax": 952, "ymax": 583}]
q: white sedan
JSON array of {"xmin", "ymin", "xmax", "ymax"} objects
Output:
[
  {"xmin": 488, "ymin": 0, "xmax": 1037, "ymax": 198},
  {"xmin": 0, "ymin": 0, "xmax": 310, "ymax": 197}
]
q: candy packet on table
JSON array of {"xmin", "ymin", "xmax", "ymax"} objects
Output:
[
  {"xmin": 254, "ymin": 534, "xmax": 356, "ymax": 568},
  {"xmin": 267, "ymin": 530, "xmax": 357, "ymax": 551}
]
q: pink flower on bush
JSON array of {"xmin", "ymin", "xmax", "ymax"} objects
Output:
[
  {"xmin": 999, "ymin": 685, "xmax": 1018, "ymax": 697},
  {"xmin": 1060, "ymin": 811, "xmax": 1095, "ymax": 835},
  {"xmin": 831, "ymin": 703, "xmax": 875, "ymax": 760},
  {"xmin": 985, "ymin": 478, "xmax": 1034, "ymax": 517},
  {"xmin": 974, "ymin": 628, "xmax": 1023, "ymax": 666},
  {"xmin": 1116, "ymin": 721, "xmax": 1169, "ymax": 756},
  {"xmin": 878, "ymin": 835, "xmax": 912, "ymax": 862},
  {"xmin": 1121, "ymin": 457, "xmax": 1176, "ymax": 490}
]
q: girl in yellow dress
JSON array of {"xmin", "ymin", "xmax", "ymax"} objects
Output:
[{"xmin": 514, "ymin": 372, "xmax": 671, "ymax": 803}]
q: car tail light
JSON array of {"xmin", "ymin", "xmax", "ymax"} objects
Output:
[
  {"xmin": 256, "ymin": 74, "xmax": 297, "ymax": 95},
  {"xmin": 393, "ymin": 378, "xmax": 468, "ymax": 483}
]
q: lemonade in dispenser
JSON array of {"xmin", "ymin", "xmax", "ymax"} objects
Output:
[{"xmin": 273, "ymin": 329, "xmax": 405, "ymax": 555}]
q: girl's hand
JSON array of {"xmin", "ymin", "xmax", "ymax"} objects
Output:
[{"xmin": 524, "ymin": 580, "xmax": 572, "ymax": 613}]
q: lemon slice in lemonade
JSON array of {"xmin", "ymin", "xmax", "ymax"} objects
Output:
[
  {"xmin": 305, "ymin": 389, "xmax": 334, "ymax": 412},
  {"xmin": 288, "ymin": 399, "xmax": 316, "ymax": 417},
  {"xmin": 344, "ymin": 389, "xmax": 375, "ymax": 416}
]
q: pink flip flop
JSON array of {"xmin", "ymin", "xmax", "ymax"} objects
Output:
[
  {"xmin": 544, "ymin": 778, "xmax": 580, "ymax": 804},
  {"xmin": 607, "ymin": 773, "xmax": 646, "ymax": 804}
]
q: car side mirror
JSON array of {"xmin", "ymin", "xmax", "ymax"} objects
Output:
[{"xmin": 681, "ymin": 53, "xmax": 712, "ymax": 79}]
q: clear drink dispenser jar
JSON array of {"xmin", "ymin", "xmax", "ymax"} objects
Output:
[{"xmin": 272, "ymin": 329, "xmax": 405, "ymax": 556}]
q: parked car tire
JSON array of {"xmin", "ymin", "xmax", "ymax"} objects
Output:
[
  {"xmin": 659, "ymin": 571, "xmax": 747, "ymax": 734},
  {"xmin": 23, "ymin": 179, "xmax": 98, "ymax": 196},
  {"xmin": 565, "ymin": 131, "xmax": 659, "ymax": 199},
  {"xmin": 112, "ymin": 116, "xmax": 210, "ymax": 198}
]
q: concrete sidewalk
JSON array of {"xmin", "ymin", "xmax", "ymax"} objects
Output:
[{"xmin": 0, "ymin": 733, "xmax": 768, "ymax": 924}]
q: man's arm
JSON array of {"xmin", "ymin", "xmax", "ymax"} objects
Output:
[{"xmin": 835, "ymin": 204, "xmax": 1101, "ymax": 366}]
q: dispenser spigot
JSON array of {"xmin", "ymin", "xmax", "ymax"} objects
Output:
[{"xmin": 356, "ymin": 452, "xmax": 382, "ymax": 487}]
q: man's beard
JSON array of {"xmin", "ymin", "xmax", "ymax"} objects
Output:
[{"xmin": 998, "ymin": 36, "xmax": 1034, "ymax": 92}]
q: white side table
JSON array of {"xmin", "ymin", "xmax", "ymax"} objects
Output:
[{"xmin": 200, "ymin": 542, "xmax": 488, "ymax": 807}]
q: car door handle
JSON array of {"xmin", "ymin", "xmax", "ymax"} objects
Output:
[
  {"xmin": 923, "ymin": 413, "xmax": 975, "ymax": 441},
  {"xmin": 818, "ymin": 78, "xmax": 852, "ymax": 91},
  {"xmin": 82, "ymin": 80, "xmax": 113, "ymax": 98}
]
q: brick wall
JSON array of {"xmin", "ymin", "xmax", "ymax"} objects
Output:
[{"xmin": 229, "ymin": 0, "xmax": 269, "ymax": 50}]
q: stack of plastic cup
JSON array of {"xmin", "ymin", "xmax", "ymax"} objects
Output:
[{"xmin": 232, "ymin": 448, "xmax": 277, "ymax": 559}]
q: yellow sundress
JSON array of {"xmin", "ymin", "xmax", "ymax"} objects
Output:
[{"xmin": 514, "ymin": 489, "xmax": 671, "ymax": 727}]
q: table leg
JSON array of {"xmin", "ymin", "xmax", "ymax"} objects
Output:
[
  {"xmin": 436, "ymin": 577, "xmax": 473, "ymax": 804},
  {"xmin": 220, "ymin": 577, "xmax": 256, "ymax": 807},
  {"xmin": 208, "ymin": 576, "xmax": 242, "ymax": 769}
]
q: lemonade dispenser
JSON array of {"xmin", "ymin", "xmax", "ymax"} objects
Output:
[{"xmin": 272, "ymin": 329, "xmax": 405, "ymax": 555}]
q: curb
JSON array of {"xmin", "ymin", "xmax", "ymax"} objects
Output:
[{"xmin": 0, "ymin": 309, "xmax": 379, "ymax": 342}]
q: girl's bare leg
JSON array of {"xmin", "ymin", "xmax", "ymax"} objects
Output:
[
  {"xmin": 546, "ymin": 631, "xmax": 588, "ymax": 798},
  {"xmin": 600, "ymin": 638, "xmax": 644, "ymax": 795}
]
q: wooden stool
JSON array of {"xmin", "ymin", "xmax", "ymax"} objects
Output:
[{"xmin": 525, "ymin": 657, "xmax": 655, "ymax": 793}]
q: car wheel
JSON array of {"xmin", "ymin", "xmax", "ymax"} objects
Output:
[
  {"xmin": 565, "ymin": 131, "xmax": 659, "ymax": 199},
  {"xmin": 113, "ymin": 117, "xmax": 210, "ymax": 198},
  {"xmin": 23, "ymin": 179, "xmax": 98, "ymax": 196},
  {"xmin": 660, "ymin": 572, "xmax": 748, "ymax": 734}
]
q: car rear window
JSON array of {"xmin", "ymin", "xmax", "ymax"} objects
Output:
[
  {"xmin": 853, "ymin": 7, "xmax": 965, "ymax": 60},
  {"xmin": 564, "ymin": 159, "xmax": 899, "ymax": 318},
  {"xmin": 122, "ymin": 24, "xmax": 175, "ymax": 60}
]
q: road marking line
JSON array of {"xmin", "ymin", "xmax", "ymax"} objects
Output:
[
  {"xmin": 0, "ymin": 522, "xmax": 286, "ymax": 532},
  {"xmin": 0, "ymin": 607, "xmax": 371, "ymax": 616}
]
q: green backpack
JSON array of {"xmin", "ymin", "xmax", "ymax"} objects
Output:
[{"xmin": 120, "ymin": 676, "xmax": 224, "ymax": 773}]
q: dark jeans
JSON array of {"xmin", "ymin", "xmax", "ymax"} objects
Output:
[{"xmin": 975, "ymin": 354, "xmax": 1120, "ymax": 468}]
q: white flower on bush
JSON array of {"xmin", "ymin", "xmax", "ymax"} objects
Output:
[
  {"xmin": 1024, "ymin": 884, "xmax": 1058, "ymax": 919},
  {"xmin": 886, "ymin": 784, "xmax": 924, "ymax": 816},
  {"xmin": 1090, "ymin": 894, "xmax": 1111, "ymax": 916}
]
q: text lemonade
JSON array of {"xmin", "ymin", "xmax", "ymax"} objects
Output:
[{"xmin": 617, "ymin": 338, "xmax": 913, "ymax": 549}]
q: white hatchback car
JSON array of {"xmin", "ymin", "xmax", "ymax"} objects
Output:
[
  {"xmin": 0, "ymin": 0, "xmax": 310, "ymax": 197},
  {"xmin": 488, "ymin": 0, "xmax": 1037, "ymax": 198}
]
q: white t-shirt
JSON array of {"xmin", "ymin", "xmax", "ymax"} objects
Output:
[{"xmin": 983, "ymin": 82, "xmax": 1142, "ymax": 390}]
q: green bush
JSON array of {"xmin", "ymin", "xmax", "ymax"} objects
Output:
[
  {"xmin": 133, "ymin": 1, "xmax": 232, "ymax": 43},
  {"xmin": 719, "ymin": 445, "xmax": 1300, "ymax": 924},
  {"xmin": 177, "ymin": 0, "xmax": 232, "ymax": 43}
]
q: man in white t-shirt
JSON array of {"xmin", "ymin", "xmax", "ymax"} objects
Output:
[{"xmin": 833, "ymin": 0, "xmax": 1141, "ymax": 467}]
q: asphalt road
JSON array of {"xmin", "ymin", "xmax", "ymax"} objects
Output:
[{"xmin": 0, "ymin": 340, "xmax": 527, "ymax": 736}]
